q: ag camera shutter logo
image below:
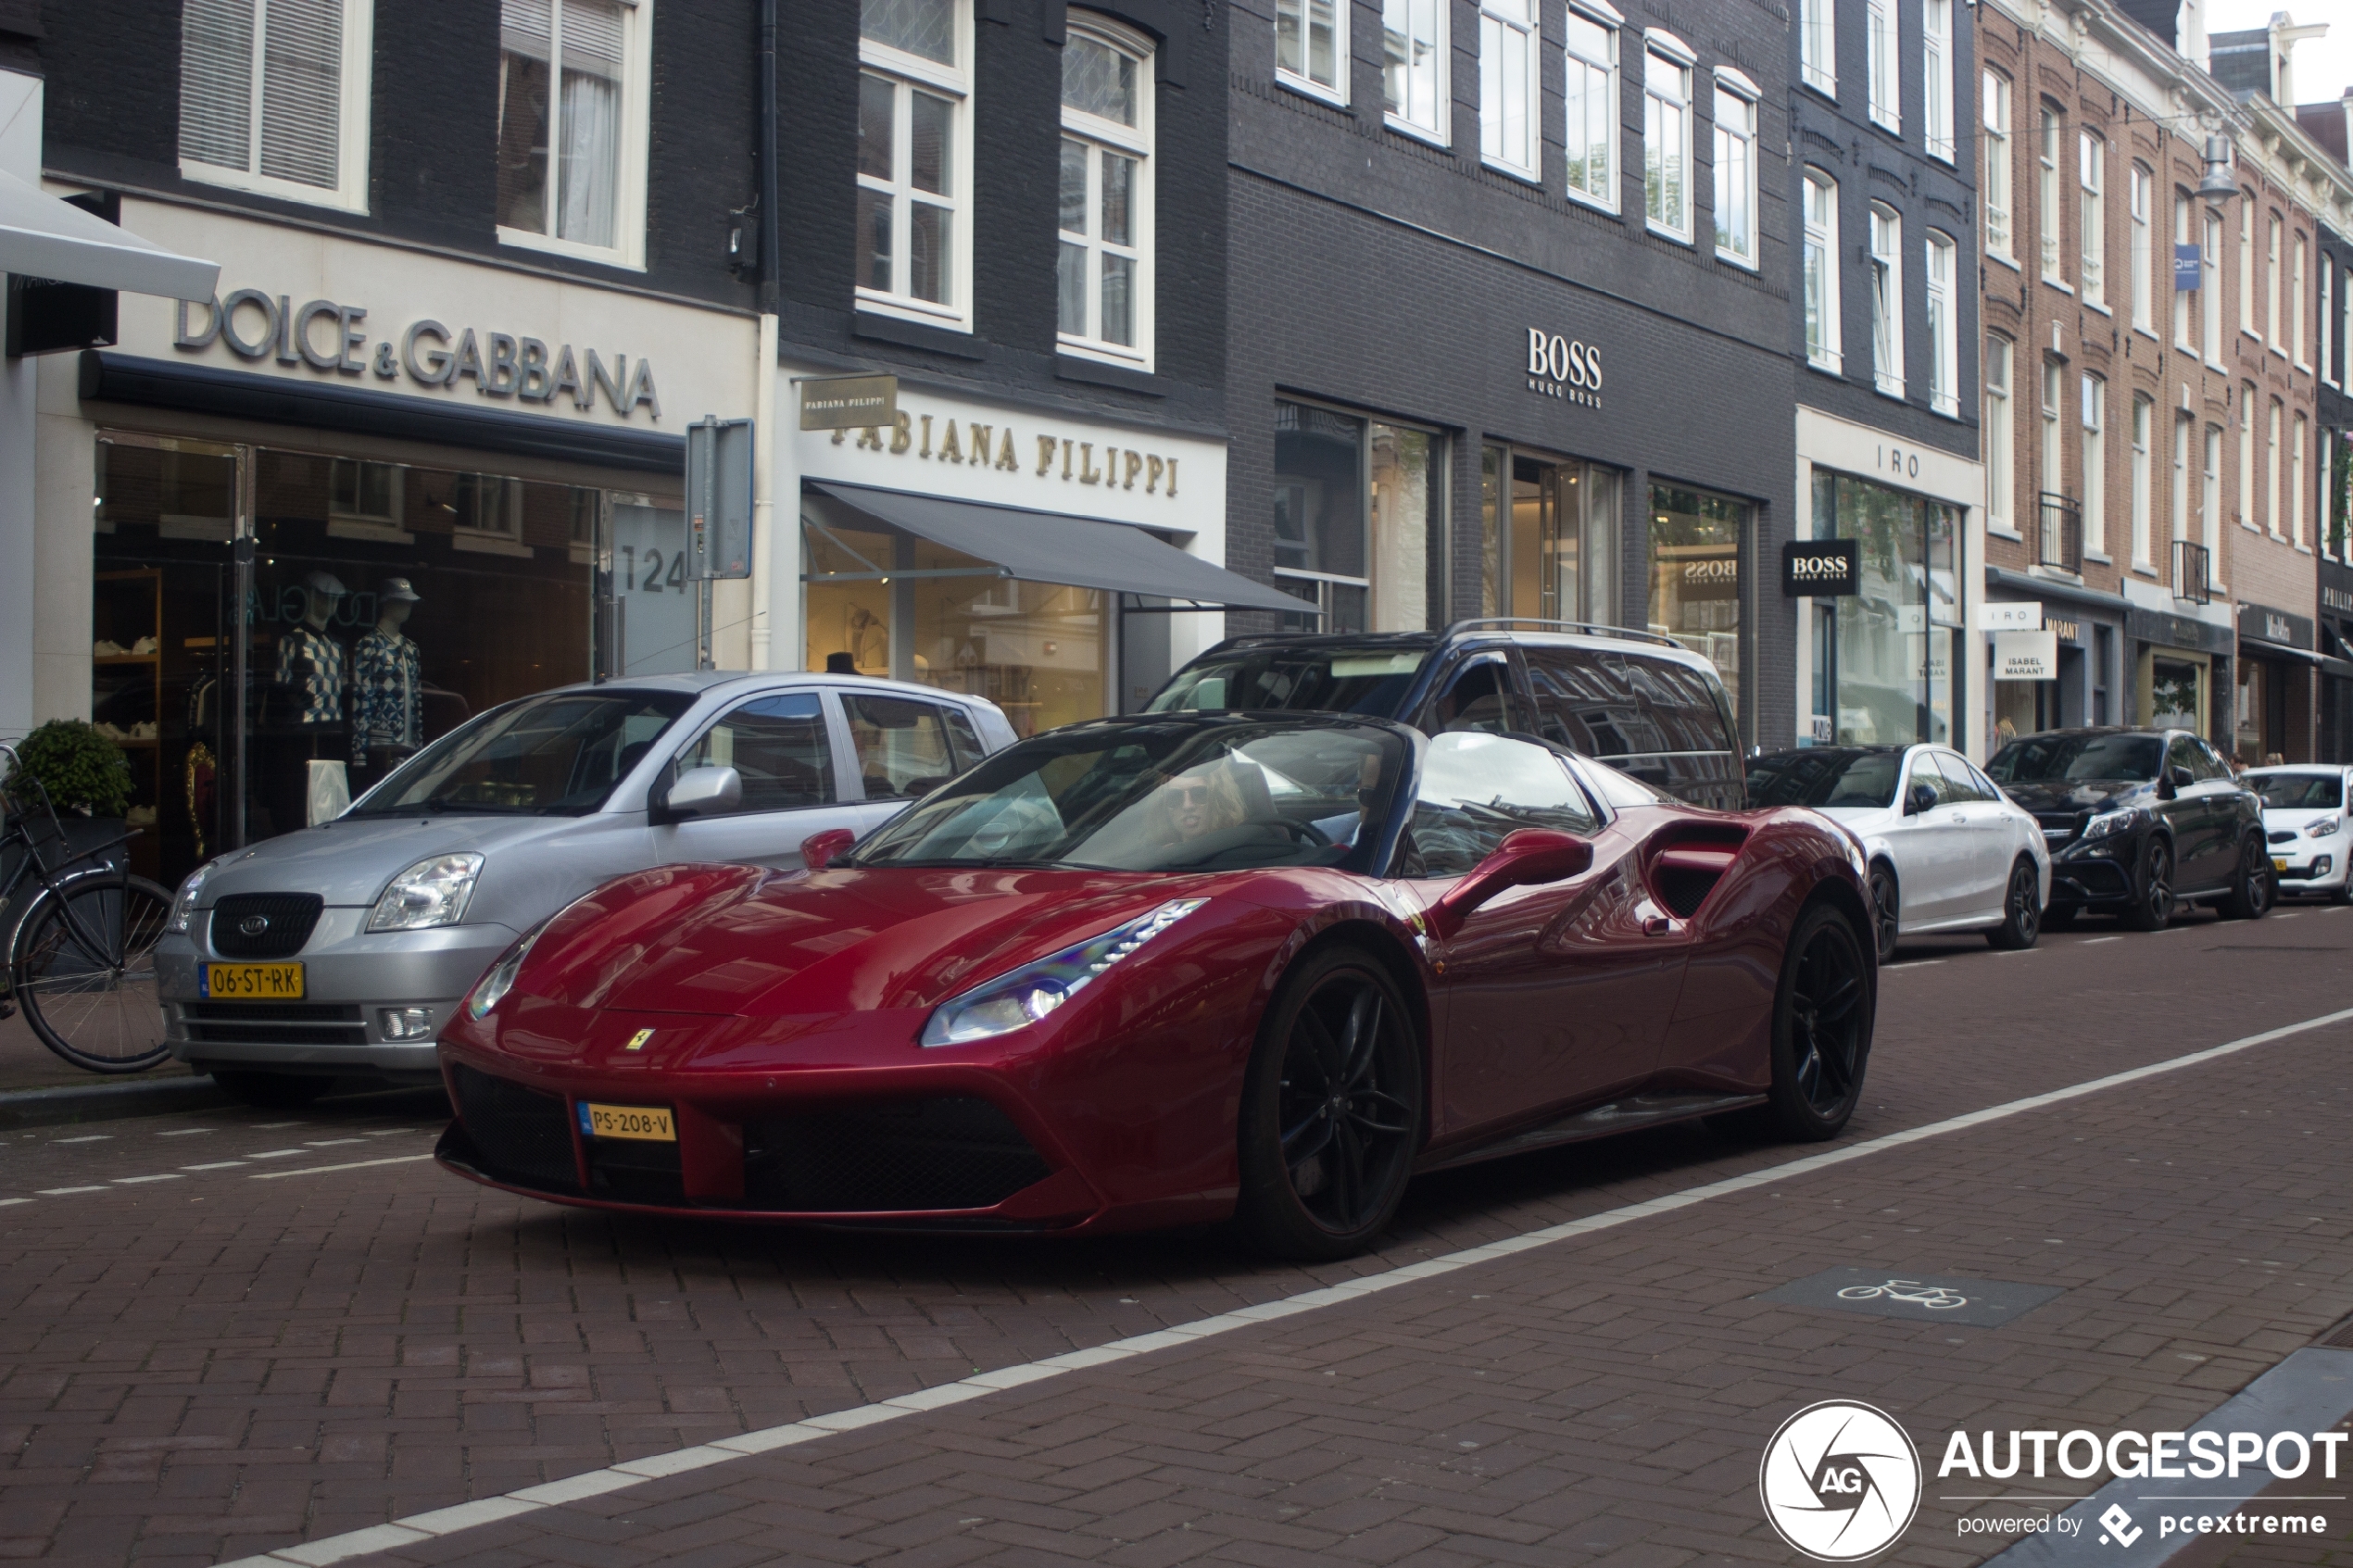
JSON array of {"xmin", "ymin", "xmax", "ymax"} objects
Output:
[{"xmin": 1759, "ymin": 1400, "xmax": 1922, "ymax": 1561}]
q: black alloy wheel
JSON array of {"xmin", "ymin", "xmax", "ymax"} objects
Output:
[
  {"xmin": 2121, "ymin": 837, "xmax": 2174, "ymax": 932},
  {"xmin": 1867, "ymin": 865, "xmax": 1900, "ymax": 965},
  {"xmin": 1985, "ymin": 858, "xmax": 2043, "ymax": 949},
  {"xmin": 2218, "ymin": 833, "xmax": 2274, "ymax": 921},
  {"xmin": 1758, "ymin": 902, "xmax": 1872, "ymax": 1141},
  {"xmin": 1235, "ymin": 947, "xmax": 1422, "ymax": 1260}
]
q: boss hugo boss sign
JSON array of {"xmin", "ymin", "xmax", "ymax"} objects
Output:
[
  {"xmin": 1525, "ymin": 327, "xmax": 1604, "ymax": 408},
  {"xmin": 1780, "ymin": 537, "xmax": 1862, "ymax": 596}
]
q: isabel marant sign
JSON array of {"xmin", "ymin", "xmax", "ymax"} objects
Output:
[{"xmin": 172, "ymin": 288, "xmax": 662, "ymax": 419}]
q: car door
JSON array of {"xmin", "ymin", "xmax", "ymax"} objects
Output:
[
  {"xmin": 1925, "ymin": 750, "xmax": 2012, "ymax": 920},
  {"xmin": 1415, "ymin": 734, "xmax": 1680, "ymax": 1137},
  {"xmin": 837, "ymin": 689, "xmax": 988, "ymax": 836},
  {"xmin": 652, "ymin": 689, "xmax": 862, "ymax": 869},
  {"xmin": 2161, "ymin": 734, "xmax": 2227, "ymax": 890},
  {"xmin": 1891, "ymin": 747, "xmax": 1969, "ymax": 925}
]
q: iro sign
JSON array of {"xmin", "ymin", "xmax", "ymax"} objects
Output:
[
  {"xmin": 1781, "ymin": 538, "xmax": 1860, "ymax": 597},
  {"xmin": 1525, "ymin": 328, "xmax": 1604, "ymax": 409}
]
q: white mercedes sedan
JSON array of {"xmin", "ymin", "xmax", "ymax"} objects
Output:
[{"xmin": 1747, "ymin": 744, "xmax": 2052, "ymax": 961}]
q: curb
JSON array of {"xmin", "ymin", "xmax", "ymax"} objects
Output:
[{"xmin": 0, "ymin": 1075, "xmax": 229, "ymax": 1129}]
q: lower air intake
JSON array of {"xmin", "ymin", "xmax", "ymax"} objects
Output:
[{"xmin": 742, "ymin": 1097, "xmax": 1051, "ymax": 1212}]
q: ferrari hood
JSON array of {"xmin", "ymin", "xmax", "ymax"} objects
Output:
[{"xmin": 522, "ymin": 861, "xmax": 1231, "ymax": 1020}]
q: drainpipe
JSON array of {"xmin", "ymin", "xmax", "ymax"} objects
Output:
[{"xmin": 749, "ymin": 0, "xmax": 785, "ymax": 669}]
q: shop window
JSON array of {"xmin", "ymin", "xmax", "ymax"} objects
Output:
[
  {"xmin": 1713, "ymin": 74, "xmax": 1758, "ymax": 268},
  {"xmin": 1799, "ymin": 0, "xmax": 1832, "ymax": 96},
  {"xmin": 842, "ymin": 693, "xmax": 963, "ymax": 800},
  {"xmin": 1642, "ymin": 33, "xmax": 1693, "ymax": 241},
  {"xmin": 1984, "ymin": 337, "xmax": 2013, "ymax": 532},
  {"xmin": 1563, "ymin": 3, "xmax": 1619, "ymax": 210},
  {"xmin": 1803, "ymin": 170, "xmax": 1842, "ymax": 373},
  {"xmin": 676, "ymin": 692, "xmax": 835, "ymax": 813},
  {"xmin": 453, "ymin": 473, "xmax": 529, "ymax": 554},
  {"xmin": 1923, "ymin": 0, "xmax": 1952, "ymax": 161},
  {"xmin": 2078, "ymin": 132, "xmax": 2105, "ymax": 309},
  {"xmin": 1481, "ymin": 447, "xmax": 1620, "ymax": 628},
  {"xmin": 2038, "ymin": 107, "xmax": 2063, "ymax": 284},
  {"xmin": 1058, "ymin": 18, "xmax": 1152, "ymax": 369},
  {"xmin": 178, "ymin": 0, "xmax": 372, "ymax": 211},
  {"xmin": 858, "ymin": 0, "xmax": 972, "ymax": 328},
  {"xmin": 1647, "ymin": 483, "xmax": 1745, "ymax": 719},
  {"xmin": 2093, "ymin": 626, "xmax": 2112, "ymax": 725},
  {"xmin": 1869, "ymin": 203, "xmax": 1903, "ymax": 397},
  {"xmin": 1926, "ymin": 231, "xmax": 1957, "ymax": 417},
  {"xmin": 1982, "ymin": 73, "xmax": 2011, "ymax": 262},
  {"xmin": 1273, "ymin": 402, "xmax": 1442, "ymax": 633},
  {"xmin": 1383, "ymin": 0, "xmax": 1447, "ymax": 141},
  {"xmin": 1866, "ymin": 0, "xmax": 1897, "ymax": 132},
  {"xmin": 1276, "ymin": 0, "xmax": 1346, "ymax": 100},
  {"xmin": 1480, "ymin": 0, "xmax": 1541, "ymax": 179},
  {"xmin": 2129, "ymin": 164, "xmax": 2153, "ymax": 333},
  {"xmin": 1816, "ymin": 470, "xmax": 1960, "ymax": 747},
  {"xmin": 328, "ymin": 458, "xmax": 408, "ymax": 543},
  {"xmin": 496, "ymin": 0, "xmax": 649, "ymax": 267}
]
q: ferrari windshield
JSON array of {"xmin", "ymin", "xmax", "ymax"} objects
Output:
[
  {"xmin": 349, "ymin": 690, "xmax": 694, "ymax": 816},
  {"xmin": 2252, "ymin": 771, "xmax": 2346, "ymax": 809},
  {"xmin": 1145, "ymin": 644, "xmax": 1431, "ymax": 717},
  {"xmin": 1987, "ymin": 734, "xmax": 2163, "ymax": 784},
  {"xmin": 846, "ymin": 718, "xmax": 1408, "ymax": 872},
  {"xmin": 1745, "ymin": 748, "xmax": 1903, "ymax": 809}
]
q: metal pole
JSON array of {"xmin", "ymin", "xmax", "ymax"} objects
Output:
[{"xmin": 229, "ymin": 445, "xmax": 253, "ymax": 850}]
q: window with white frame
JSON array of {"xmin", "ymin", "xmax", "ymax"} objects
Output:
[
  {"xmin": 2290, "ymin": 411, "xmax": 2307, "ymax": 547},
  {"xmin": 1058, "ymin": 17, "xmax": 1151, "ymax": 368},
  {"xmin": 2038, "ymin": 107, "xmax": 2063, "ymax": 283},
  {"xmin": 2042, "ymin": 358, "xmax": 2065, "ymax": 506},
  {"xmin": 2292, "ymin": 232, "xmax": 2309, "ymax": 369},
  {"xmin": 2129, "ymin": 163, "xmax": 2153, "ymax": 333},
  {"xmin": 2240, "ymin": 197, "xmax": 2256, "ymax": 337},
  {"xmin": 2130, "ymin": 394, "xmax": 2153, "ymax": 568},
  {"xmin": 496, "ymin": 0, "xmax": 649, "ymax": 265},
  {"xmin": 1866, "ymin": 0, "xmax": 1898, "ymax": 132},
  {"xmin": 1480, "ymin": 0, "xmax": 1541, "ymax": 177},
  {"xmin": 857, "ymin": 0, "xmax": 972, "ymax": 327},
  {"xmin": 1276, "ymin": 0, "xmax": 1345, "ymax": 98},
  {"xmin": 1869, "ymin": 203, "xmax": 1903, "ymax": 396},
  {"xmin": 1643, "ymin": 34, "xmax": 1694, "ymax": 241},
  {"xmin": 2240, "ymin": 382, "xmax": 2257, "ymax": 527},
  {"xmin": 1800, "ymin": 0, "xmax": 1833, "ymax": 95},
  {"xmin": 1986, "ymin": 337, "xmax": 2014, "ymax": 530},
  {"xmin": 1713, "ymin": 74, "xmax": 1758, "ymax": 267},
  {"xmin": 2324, "ymin": 257, "xmax": 2336, "ymax": 386},
  {"xmin": 1804, "ymin": 171, "xmax": 1842, "ymax": 373},
  {"xmin": 2264, "ymin": 213, "xmax": 2282, "ymax": 351},
  {"xmin": 1982, "ymin": 72, "xmax": 2012, "ymax": 262},
  {"xmin": 1563, "ymin": 3, "xmax": 1619, "ymax": 209},
  {"xmin": 2168, "ymin": 411, "xmax": 2190, "ymax": 560},
  {"xmin": 2267, "ymin": 396, "xmax": 2283, "ymax": 535},
  {"xmin": 1924, "ymin": 0, "xmax": 1953, "ymax": 161},
  {"xmin": 2172, "ymin": 188, "xmax": 2195, "ymax": 350},
  {"xmin": 2203, "ymin": 422, "xmax": 2221, "ymax": 558},
  {"xmin": 179, "ymin": 0, "xmax": 373, "ymax": 210},
  {"xmin": 2082, "ymin": 375, "xmax": 2107, "ymax": 556},
  {"xmin": 1383, "ymin": 0, "xmax": 1445, "ymax": 139},
  {"xmin": 1926, "ymin": 231, "xmax": 1957, "ymax": 416},
  {"xmin": 2203, "ymin": 211, "xmax": 2223, "ymax": 360},
  {"xmin": 2079, "ymin": 132, "xmax": 2105, "ymax": 308}
]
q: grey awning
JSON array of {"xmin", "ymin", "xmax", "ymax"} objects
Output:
[
  {"xmin": 806, "ymin": 481, "xmax": 1302, "ymax": 612},
  {"xmin": 0, "ymin": 170, "xmax": 220, "ymax": 298}
]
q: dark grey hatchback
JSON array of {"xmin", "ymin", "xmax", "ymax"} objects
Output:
[{"xmin": 1144, "ymin": 619, "xmax": 1745, "ymax": 809}]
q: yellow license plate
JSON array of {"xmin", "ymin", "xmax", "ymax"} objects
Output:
[
  {"xmin": 2273, "ymin": 859, "xmax": 2289, "ymax": 872},
  {"xmin": 201, "ymin": 961, "xmax": 305, "ymax": 999},
  {"xmin": 579, "ymin": 1102, "xmax": 675, "ymax": 1142}
]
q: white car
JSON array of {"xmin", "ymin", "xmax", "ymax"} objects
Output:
[
  {"xmin": 2243, "ymin": 765, "xmax": 2353, "ymax": 902},
  {"xmin": 1746, "ymin": 744, "xmax": 2052, "ymax": 961}
]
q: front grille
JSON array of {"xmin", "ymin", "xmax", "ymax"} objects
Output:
[
  {"xmin": 743, "ymin": 1098, "xmax": 1051, "ymax": 1212},
  {"xmin": 449, "ymin": 1063, "xmax": 580, "ymax": 1194},
  {"xmin": 586, "ymin": 1136, "xmax": 685, "ymax": 1206},
  {"xmin": 209, "ymin": 894, "xmax": 324, "ymax": 958},
  {"xmin": 182, "ymin": 1000, "xmax": 365, "ymax": 1047},
  {"xmin": 2034, "ymin": 813, "xmax": 2082, "ymax": 847},
  {"xmin": 2271, "ymin": 829, "xmax": 2296, "ymax": 846}
]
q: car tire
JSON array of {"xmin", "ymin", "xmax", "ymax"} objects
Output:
[
  {"xmin": 2217, "ymin": 834, "xmax": 2274, "ymax": 921},
  {"xmin": 1757, "ymin": 901, "xmax": 1873, "ymax": 1143},
  {"xmin": 2121, "ymin": 838, "xmax": 2174, "ymax": 932},
  {"xmin": 2331, "ymin": 880, "xmax": 2352, "ymax": 906},
  {"xmin": 209, "ymin": 1071, "xmax": 333, "ymax": 1110},
  {"xmin": 1233, "ymin": 945, "xmax": 1423, "ymax": 1261},
  {"xmin": 1867, "ymin": 864, "xmax": 1900, "ymax": 965},
  {"xmin": 1984, "ymin": 857, "xmax": 2042, "ymax": 949}
]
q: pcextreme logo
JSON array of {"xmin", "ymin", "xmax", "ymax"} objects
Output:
[{"xmin": 1758, "ymin": 1401, "xmax": 1924, "ymax": 1561}]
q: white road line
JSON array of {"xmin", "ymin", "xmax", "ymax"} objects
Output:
[
  {"xmin": 2082, "ymin": 936, "xmax": 2122, "ymax": 944},
  {"xmin": 182, "ymin": 1161, "xmax": 246, "ymax": 1172},
  {"xmin": 0, "ymin": 1198, "xmax": 32, "ymax": 1208},
  {"xmin": 1890, "ymin": 960, "xmax": 1946, "ymax": 969},
  {"xmin": 302, "ymin": 1139, "xmax": 365, "ymax": 1148},
  {"xmin": 251, "ymin": 1122, "xmax": 306, "ymax": 1129},
  {"xmin": 244, "ymin": 1149, "xmax": 303, "ymax": 1159},
  {"xmin": 158, "ymin": 1128, "xmax": 212, "ymax": 1136},
  {"xmin": 113, "ymin": 1174, "xmax": 182, "ymax": 1185},
  {"xmin": 36, "ymin": 1185, "xmax": 106, "ymax": 1196},
  {"xmin": 51, "ymin": 1135, "xmax": 110, "ymax": 1144},
  {"xmin": 250, "ymin": 1154, "xmax": 434, "ymax": 1181},
  {"xmin": 210, "ymin": 1000, "xmax": 2353, "ymax": 1568}
]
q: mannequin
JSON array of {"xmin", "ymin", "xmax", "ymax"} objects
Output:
[
  {"xmin": 275, "ymin": 571, "xmax": 348, "ymax": 729},
  {"xmin": 351, "ymin": 577, "xmax": 425, "ymax": 784}
]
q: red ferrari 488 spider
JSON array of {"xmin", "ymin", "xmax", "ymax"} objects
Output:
[{"xmin": 436, "ymin": 713, "xmax": 1877, "ymax": 1258}]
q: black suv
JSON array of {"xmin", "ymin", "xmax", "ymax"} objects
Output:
[
  {"xmin": 1143, "ymin": 621, "xmax": 1744, "ymax": 809},
  {"xmin": 1984, "ymin": 727, "xmax": 2271, "ymax": 930}
]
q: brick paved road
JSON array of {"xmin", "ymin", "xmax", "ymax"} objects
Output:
[{"xmin": 6, "ymin": 908, "xmax": 2353, "ymax": 1567}]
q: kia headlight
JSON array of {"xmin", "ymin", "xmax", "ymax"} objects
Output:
[
  {"xmin": 166, "ymin": 859, "xmax": 216, "ymax": 935},
  {"xmin": 2081, "ymin": 806, "xmax": 2148, "ymax": 842},
  {"xmin": 2307, "ymin": 817, "xmax": 2341, "ymax": 840},
  {"xmin": 367, "ymin": 853, "xmax": 484, "ymax": 932},
  {"xmin": 921, "ymin": 898, "xmax": 1207, "ymax": 1047},
  {"xmin": 465, "ymin": 921, "xmax": 548, "ymax": 1022}
]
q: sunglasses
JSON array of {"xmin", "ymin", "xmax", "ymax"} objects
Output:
[{"xmin": 1170, "ymin": 784, "xmax": 1213, "ymax": 804}]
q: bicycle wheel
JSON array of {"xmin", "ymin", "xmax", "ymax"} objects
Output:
[{"xmin": 12, "ymin": 870, "xmax": 175, "ymax": 1073}]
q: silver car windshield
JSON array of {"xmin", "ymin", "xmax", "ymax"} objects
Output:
[{"xmin": 349, "ymin": 690, "xmax": 695, "ymax": 816}]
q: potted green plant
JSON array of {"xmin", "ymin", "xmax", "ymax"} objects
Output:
[{"xmin": 3, "ymin": 720, "xmax": 134, "ymax": 900}]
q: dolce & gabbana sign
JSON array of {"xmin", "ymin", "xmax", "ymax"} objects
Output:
[
  {"xmin": 1525, "ymin": 327, "xmax": 1604, "ymax": 409},
  {"xmin": 172, "ymin": 288, "xmax": 661, "ymax": 419}
]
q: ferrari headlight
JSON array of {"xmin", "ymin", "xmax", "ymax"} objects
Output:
[
  {"xmin": 921, "ymin": 898, "xmax": 1207, "ymax": 1047},
  {"xmin": 2306, "ymin": 817, "xmax": 2339, "ymax": 840},
  {"xmin": 2081, "ymin": 806, "xmax": 2148, "ymax": 842},
  {"xmin": 167, "ymin": 859, "xmax": 216, "ymax": 935},
  {"xmin": 368, "ymin": 853, "xmax": 484, "ymax": 932},
  {"xmin": 465, "ymin": 920, "xmax": 548, "ymax": 1022}
]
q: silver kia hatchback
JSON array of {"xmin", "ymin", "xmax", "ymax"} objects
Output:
[{"xmin": 155, "ymin": 671, "xmax": 1017, "ymax": 1106}]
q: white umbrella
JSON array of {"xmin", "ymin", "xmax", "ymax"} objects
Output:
[{"xmin": 0, "ymin": 167, "xmax": 218, "ymax": 299}]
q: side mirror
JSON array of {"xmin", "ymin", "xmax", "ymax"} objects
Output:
[
  {"xmin": 1905, "ymin": 783, "xmax": 1938, "ymax": 816},
  {"xmin": 800, "ymin": 826, "xmax": 857, "ymax": 871},
  {"xmin": 1431, "ymin": 829, "xmax": 1593, "ymax": 937},
  {"xmin": 2171, "ymin": 766, "xmax": 2196, "ymax": 791},
  {"xmin": 653, "ymin": 764, "xmax": 741, "ymax": 823}
]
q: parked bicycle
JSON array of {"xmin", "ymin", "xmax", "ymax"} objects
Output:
[{"xmin": 1, "ymin": 741, "xmax": 174, "ymax": 1072}]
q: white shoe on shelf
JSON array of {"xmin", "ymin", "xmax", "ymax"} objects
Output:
[{"xmin": 93, "ymin": 640, "xmax": 126, "ymax": 657}]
